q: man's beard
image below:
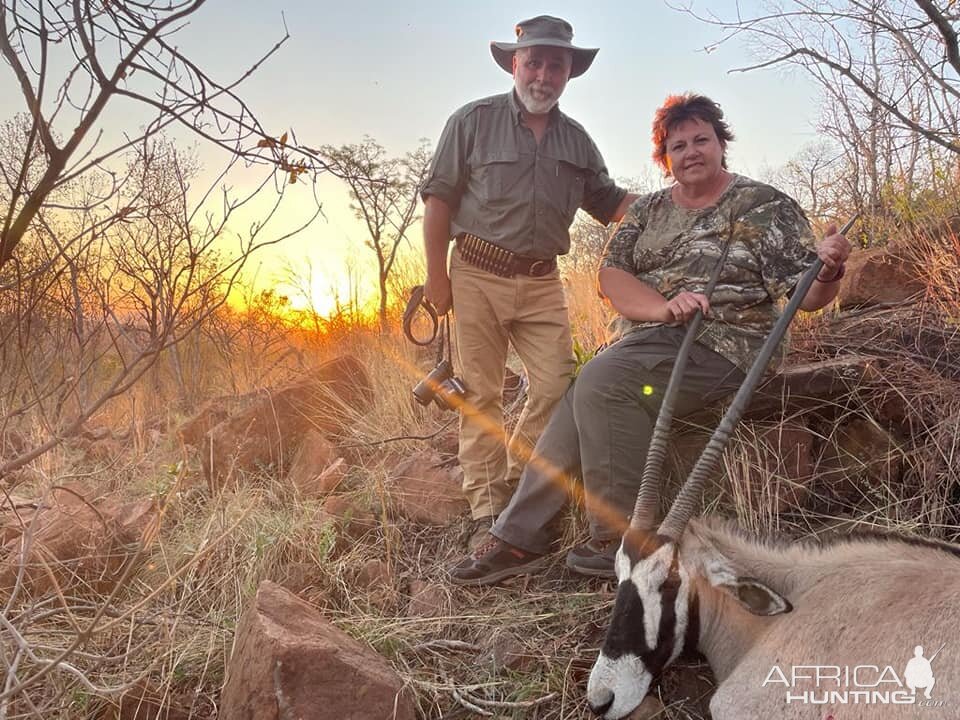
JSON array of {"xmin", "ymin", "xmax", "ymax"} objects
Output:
[{"xmin": 516, "ymin": 82, "xmax": 559, "ymax": 114}]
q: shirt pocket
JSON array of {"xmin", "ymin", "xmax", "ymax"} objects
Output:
[
  {"xmin": 475, "ymin": 150, "xmax": 522, "ymax": 208},
  {"xmin": 547, "ymin": 158, "xmax": 587, "ymax": 223}
]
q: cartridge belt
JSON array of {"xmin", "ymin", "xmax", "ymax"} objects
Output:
[{"xmin": 455, "ymin": 233, "xmax": 556, "ymax": 278}]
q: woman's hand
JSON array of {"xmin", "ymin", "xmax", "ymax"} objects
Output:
[
  {"xmin": 815, "ymin": 223, "xmax": 852, "ymax": 281},
  {"xmin": 661, "ymin": 291, "xmax": 711, "ymax": 325}
]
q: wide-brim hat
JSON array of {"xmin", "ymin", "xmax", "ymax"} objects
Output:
[{"xmin": 490, "ymin": 15, "xmax": 598, "ymax": 79}]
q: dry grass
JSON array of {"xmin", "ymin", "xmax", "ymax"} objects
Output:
[{"xmin": 0, "ymin": 230, "xmax": 958, "ymax": 719}]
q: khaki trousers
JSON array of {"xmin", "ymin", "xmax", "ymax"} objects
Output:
[{"xmin": 449, "ymin": 248, "xmax": 575, "ymax": 519}]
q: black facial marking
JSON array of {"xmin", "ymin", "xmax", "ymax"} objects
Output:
[
  {"xmin": 681, "ymin": 592, "xmax": 701, "ymax": 661},
  {"xmin": 641, "ymin": 550, "xmax": 681, "ymax": 678},
  {"xmin": 599, "ymin": 530, "xmax": 685, "ymax": 680},
  {"xmin": 601, "ymin": 581, "xmax": 646, "ymax": 661}
]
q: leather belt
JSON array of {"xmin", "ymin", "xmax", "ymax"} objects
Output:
[{"xmin": 455, "ymin": 233, "xmax": 556, "ymax": 278}]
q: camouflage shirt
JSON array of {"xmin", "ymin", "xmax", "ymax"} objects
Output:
[{"xmin": 600, "ymin": 174, "xmax": 817, "ymax": 373}]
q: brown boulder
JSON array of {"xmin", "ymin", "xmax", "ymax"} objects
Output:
[
  {"xmin": 387, "ymin": 450, "xmax": 468, "ymax": 525},
  {"xmin": 837, "ymin": 246, "xmax": 923, "ymax": 309},
  {"xmin": 816, "ymin": 417, "xmax": 903, "ymax": 500},
  {"xmin": 731, "ymin": 422, "xmax": 814, "ymax": 513},
  {"xmin": 275, "ymin": 561, "xmax": 327, "ymax": 595},
  {"xmin": 355, "ymin": 559, "xmax": 396, "ymax": 612},
  {"xmin": 200, "ymin": 356, "xmax": 373, "ymax": 491},
  {"xmin": 477, "ymin": 628, "xmax": 536, "ymax": 674},
  {"xmin": 177, "ymin": 398, "xmax": 233, "ymax": 447},
  {"xmin": 406, "ymin": 580, "xmax": 449, "ymax": 618},
  {"xmin": 219, "ymin": 580, "xmax": 415, "ymax": 720},
  {"xmin": 319, "ymin": 495, "xmax": 378, "ymax": 542},
  {"xmin": 0, "ymin": 489, "xmax": 156, "ymax": 596},
  {"xmin": 94, "ymin": 679, "xmax": 199, "ymax": 720},
  {"xmin": 675, "ymin": 423, "xmax": 814, "ymax": 514},
  {"xmin": 625, "ymin": 696, "xmax": 666, "ymax": 719},
  {"xmin": 286, "ymin": 430, "xmax": 347, "ymax": 498},
  {"xmin": 357, "ymin": 559, "xmax": 393, "ymax": 590}
]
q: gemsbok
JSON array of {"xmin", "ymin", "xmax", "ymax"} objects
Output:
[
  {"xmin": 587, "ymin": 217, "xmax": 959, "ymax": 718},
  {"xmin": 586, "ymin": 510, "xmax": 960, "ymax": 718}
]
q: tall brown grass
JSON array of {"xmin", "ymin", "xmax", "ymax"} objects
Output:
[{"xmin": 0, "ymin": 225, "xmax": 957, "ymax": 719}]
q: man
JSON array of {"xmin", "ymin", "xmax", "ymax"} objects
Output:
[{"xmin": 421, "ymin": 16, "xmax": 636, "ymax": 550}]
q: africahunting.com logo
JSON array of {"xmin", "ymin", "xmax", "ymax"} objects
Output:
[{"xmin": 762, "ymin": 644, "xmax": 948, "ymax": 707}]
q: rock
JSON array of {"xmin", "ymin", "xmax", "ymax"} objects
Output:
[
  {"xmin": 0, "ymin": 489, "xmax": 156, "ymax": 596},
  {"xmin": 357, "ymin": 559, "xmax": 392, "ymax": 590},
  {"xmin": 477, "ymin": 629, "xmax": 535, "ymax": 673},
  {"xmin": 319, "ymin": 495, "xmax": 378, "ymax": 542},
  {"xmin": 355, "ymin": 559, "xmax": 396, "ymax": 613},
  {"xmin": 200, "ymin": 356, "xmax": 373, "ymax": 491},
  {"xmin": 816, "ymin": 417, "xmax": 903, "ymax": 501},
  {"xmin": 219, "ymin": 581, "xmax": 416, "ymax": 720},
  {"xmin": 177, "ymin": 397, "xmax": 233, "ymax": 447},
  {"xmin": 750, "ymin": 357, "xmax": 880, "ymax": 418},
  {"xmin": 675, "ymin": 423, "xmax": 814, "ymax": 514},
  {"xmin": 662, "ymin": 662, "xmax": 715, "ymax": 717},
  {"xmin": 286, "ymin": 430, "xmax": 347, "ymax": 498},
  {"xmin": 406, "ymin": 580, "xmax": 448, "ymax": 618},
  {"xmin": 430, "ymin": 427, "xmax": 459, "ymax": 459},
  {"xmin": 94, "ymin": 679, "xmax": 197, "ymax": 720},
  {"xmin": 732, "ymin": 422, "xmax": 814, "ymax": 513},
  {"xmin": 625, "ymin": 695, "xmax": 665, "ymax": 719},
  {"xmin": 275, "ymin": 561, "xmax": 326, "ymax": 595},
  {"xmin": 387, "ymin": 450, "xmax": 468, "ymax": 525},
  {"xmin": 838, "ymin": 246, "xmax": 923, "ymax": 309}
]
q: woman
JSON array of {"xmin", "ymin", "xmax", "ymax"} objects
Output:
[{"xmin": 449, "ymin": 93, "xmax": 851, "ymax": 585}]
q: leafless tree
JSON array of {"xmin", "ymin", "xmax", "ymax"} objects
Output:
[
  {"xmin": 0, "ymin": 0, "xmax": 333, "ymax": 482},
  {"xmin": 321, "ymin": 137, "xmax": 432, "ymax": 332},
  {"xmin": 679, "ymin": 0, "xmax": 960, "ymax": 233},
  {"xmin": 761, "ymin": 140, "xmax": 850, "ymax": 228}
]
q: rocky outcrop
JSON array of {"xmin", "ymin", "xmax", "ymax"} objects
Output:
[
  {"xmin": 672, "ymin": 422, "xmax": 814, "ymax": 514},
  {"xmin": 837, "ymin": 244, "xmax": 924, "ymax": 308},
  {"xmin": 195, "ymin": 356, "xmax": 373, "ymax": 491},
  {"xmin": 219, "ymin": 580, "xmax": 415, "ymax": 720},
  {"xmin": 0, "ymin": 488, "xmax": 156, "ymax": 596},
  {"xmin": 386, "ymin": 450, "xmax": 468, "ymax": 525},
  {"xmin": 286, "ymin": 430, "xmax": 347, "ymax": 497}
]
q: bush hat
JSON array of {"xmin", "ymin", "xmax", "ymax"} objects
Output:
[{"xmin": 490, "ymin": 15, "xmax": 598, "ymax": 78}]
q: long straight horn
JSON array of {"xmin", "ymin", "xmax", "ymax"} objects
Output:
[
  {"xmin": 658, "ymin": 215, "xmax": 859, "ymax": 539},
  {"xmin": 630, "ymin": 220, "xmax": 736, "ymax": 530}
]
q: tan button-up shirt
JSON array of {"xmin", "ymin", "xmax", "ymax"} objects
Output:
[{"xmin": 422, "ymin": 91, "xmax": 626, "ymax": 259}]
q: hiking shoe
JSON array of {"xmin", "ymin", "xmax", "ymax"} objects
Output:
[
  {"xmin": 466, "ymin": 515, "xmax": 497, "ymax": 552},
  {"xmin": 565, "ymin": 539, "xmax": 619, "ymax": 578},
  {"xmin": 449, "ymin": 537, "xmax": 547, "ymax": 586}
]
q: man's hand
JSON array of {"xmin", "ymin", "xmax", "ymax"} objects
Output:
[
  {"xmin": 815, "ymin": 222, "xmax": 852, "ymax": 281},
  {"xmin": 424, "ymin": 273, "xmax": 453, "ymax": 315},
  {"xmin": 661, "ymin": 291, "xmax": 710, "ymax": 325}
]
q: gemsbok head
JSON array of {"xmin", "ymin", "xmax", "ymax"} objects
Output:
[
  {"xmin": 588, "ymin": 215, "xmax": 959, "ymax": 718},
  {"xmin": 586, "ymin": 489, "xmax": 960, "ymax": 719}
]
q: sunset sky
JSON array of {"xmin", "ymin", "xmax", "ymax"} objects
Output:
[{"xmin": 1, "ymin": 1, "xmax": 822, "ymax": 317}]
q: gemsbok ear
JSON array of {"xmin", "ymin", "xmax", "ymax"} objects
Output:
[
  {"xmin": 718, "ymin": 577, "xmax": 793, "ymax": 616},
  {"xmin": 700, "ymin": 556, "xmax": 792, "ymax": 616}
]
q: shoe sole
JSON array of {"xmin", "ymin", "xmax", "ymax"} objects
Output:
[
  {"xmin": 565, "ymin": 554, "xmax": 616, "ymax": 579},
  {"xmin": 449, "ymin": 555, "xmax": 549, "ymax": 586}
]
